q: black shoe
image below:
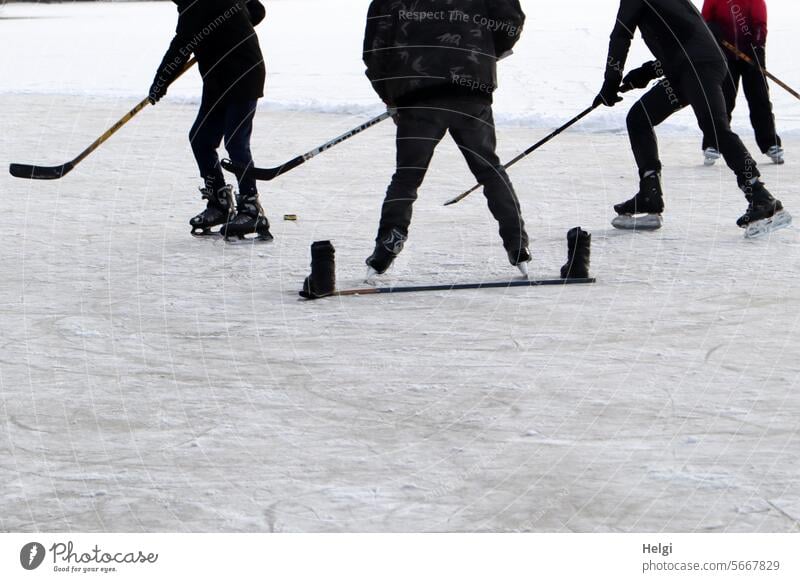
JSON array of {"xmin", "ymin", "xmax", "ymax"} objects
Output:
[
  {"xmin": 560, "ymin": 227, "xmax": 591, "ymax": 279},
  {"xmin": 300, "ymin": 241, "xmax": 336, "ymax": 299},
  {"xmin": 366, "ymin": 228, "xmax": 407, "ymax": 274},
  {"xmin": 190, "ymin": 184, "xmax": 235, "ymax": 236},
  {"xmin": 737, "ymin": 181, "xmax": 782, "ymax": 227},
  {"xmin": 220, "ymin": 192, "xmax": 273, "ymax": 241},
  {"xmin": 614, "ymin": 173, "xmax": 665, "ymax": 215}
]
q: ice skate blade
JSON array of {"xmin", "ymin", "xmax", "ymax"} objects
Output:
[
  {"xmin": 223, "ymin": 232, "xmax": 274, "ymax": 244},
  {"xmin": 364, "ymin": 267, "xmax": 381, "ymax": 285},
  {"xmin": 516, "ymin": 262, "xmax": 530, "ymax": 279},
  {"xmin": 612, "ymin": 214, "xmax": 663, "ymax": 231},
  {"xmin": 744, "ymin": 210, "xmax": 792, "ymax": 239},
  {"xmin": 703, "ymin": 157, "xmax": 717, "ymax": 167},
  {"xmin": 191, "ymin": 228, "xmax": 222, "ymax": 238}
]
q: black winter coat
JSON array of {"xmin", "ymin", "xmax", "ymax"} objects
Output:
[
  {"xmin": 604, "ymin": 0, "xmax": 725, "ymax": 83},
  {"xmin": 363, "ymin": 0, "xmax": 525, "ymax": 106},
  {"xmin": 152, "ymin": 0, "xmax": 266, "ymax": 105}
]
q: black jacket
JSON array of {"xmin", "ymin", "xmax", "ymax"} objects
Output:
[
  {"xmin": 604, "ymin": 0, "xmax": 725, "ymax": 84},
  {"xmin": 363, "ymin": 0, "xmax": 525, "ymax": 106},
  {"xmin": 152, "ymin": 0, "xmax": 266, "ymax": 105}
]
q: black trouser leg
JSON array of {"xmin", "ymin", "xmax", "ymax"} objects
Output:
[
  {"xmin": 702, "ymin": 59, "xmax": 741, "ymax": 151},
  {"xmin": 681, "ymin": 64, "xmax": 759, "ymax": 184},
  {"xmin": 740, "ymin": 55, "xmax": 782, "ymax": 153},
  {"xmin": 189, "ymin": 99, "xmax": 227, "ymax": 189},
  {"xmin": 223, "ymin": 100, "xmax": 259, "ymax": 196},
  {"xmin": 626, "ymin": 78, "xmax": 685, "ymax": 176},
  {"xmin": 448, "ymin": 104, "xmax": 528, "ymax": 250},
  {"xmin": 377, "ymin": 108, "xmax": 446, "ymax": 241}
]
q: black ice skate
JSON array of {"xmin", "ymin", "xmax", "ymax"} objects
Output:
[
  {"xmin": 612, "ymin": 173, "xmax": 664, "ymax": 231},
  {"xmin": 219, "ymin": 191, "xmax": 273, "ymax": 242},
  {"xmin": 737, "ymin": 180, "xmax": 792, "ymax": 238},
  {"xmin": 507, "ymin": 243, "xmax": 532, "ymax": 278},
  {"xmin": 560, "ymin": 227, "xmax": 591, "ymax": 280},
  {"xmin": 190, "ymin": 184, "xmax": 235, "ymax": 237},
  {"xmin": 365, "ymin": 228, "xmax": 406, "ymax": 281}
]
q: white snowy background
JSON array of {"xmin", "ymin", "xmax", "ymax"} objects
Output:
[{"xmin": 0, "ymin": 1, "xmax": 798, "ymax": 532}]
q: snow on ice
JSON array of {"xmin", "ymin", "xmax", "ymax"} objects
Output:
[{"xmin": 0, "ymin": 1, "xmax": 798, "ymax": 532}]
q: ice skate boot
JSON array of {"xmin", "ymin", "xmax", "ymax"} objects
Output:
[
  {"xmin": 766, "ymin": 145, "xmax": 785, "ymax": 165},
  {"xmin": 560, "ymin": 227, "xmax": 591, "ymax": 280},
  {"xmin": 612, "ymin": 173, "xmax": 664, "ymax": 230},
  {"xmin": 220, "ymin": 191, "xmax": 273, "ymax": 242},
  {"xmin": 190, "ymin": 184, "xmax": 234, "ymax": 237},
  {"xmin": 737, "ymin": 180, "xmax": 792, "ymax": 238},
  {"xmin": 507, "ymin": 244, "xmax": 532, "ymax": 279},
  {"xmin": 703, "ymin": 147, "xmax": 721, "ymax": 167},
  {"xmin": 365, "ymin": 228, "xmax": 406, "ymax": 282}
]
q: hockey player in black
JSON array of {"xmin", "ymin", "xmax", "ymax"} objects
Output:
[
  {"xmin": 149, "ymin": 0, "xmax": 272, "ymax": 241},
  {"xmin": 363, "ymin": 0, "xmax": 531, "ymax": 277},
  {"xmin": 595, "ymin": 0, "xmax": 790, "ymax": 235}
]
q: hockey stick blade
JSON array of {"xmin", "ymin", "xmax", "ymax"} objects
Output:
[
  {"xmin": 221, "ymin": 155, "xmax": 304, "ymax": 181},
  {"xmin": 9, "ymin": 162, "xmax": 76, "ymax": 180},
  {"xmin": 222, "ymin": 111, "xmax": 392, "ymax": 182},
  {"xmin": 325, "ymin": 277, "xmax": 596, "ymax": 298}
]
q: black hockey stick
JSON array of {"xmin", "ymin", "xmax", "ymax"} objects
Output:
[
  {"xmin": 221, "ymin": 111, "xmax": 392, "ymax": 181},
  {"xmin": 443, "ymin": 104, "xmax": 599, "ymax": 206},
  {"xmin": 330, "ymin": 277, "xmax": 595, "ymax": 297},
  {"xmin": 9, "ymin": 57, "xmax": 198, "ymax": 180},
  {"xmin": 722, "ymin": 40, "xmax": 800, "ymax": 101}
]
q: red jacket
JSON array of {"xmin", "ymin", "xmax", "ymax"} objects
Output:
[{"xmin": 702, "ymin": 0, "xmax": 768, "ymax": 50}]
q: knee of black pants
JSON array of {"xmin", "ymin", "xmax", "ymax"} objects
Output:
[
  {"xmin": 389, "ymin": 168, "xmax": 426, "ymax": 193},
  {"xmin": 626, "ymin": 102, "xmax": 652, "ymax": 134}
]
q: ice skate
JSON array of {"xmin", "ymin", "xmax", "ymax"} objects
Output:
[
  {"xmin": 612, "ymin": 173, "xmax": 664, "ymax": 231},
  {"xmin": 737, "ymin": 181, "xmax": 792, "ymax": 238},
  {"xmin": 190, "ymin": 184, "xmax": 235, "ymax": 237},
  {"xmin": 365, "ymin": 228, "xmax": 407, "ymax": 281},
  {"xmin": 703, "ymin": 147, "xmax": 720, "ymax": 166},
  {"xmin": 766, "ymin": 145, "xmax": 785, "ymax": 165},
  {"xmin": 506, "ymin": 244, "xmax": 531, "ymax": 279},
  {"xmin": 219, "ymin": 191, "xmax": 273, "ymax": 242}
]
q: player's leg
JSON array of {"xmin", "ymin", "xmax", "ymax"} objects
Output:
[
  {"xmin": 449, "ymin": 102, "xmax": 530, "ymax": 270},
  {"xmin": 367, "ymin": 107, "xmax": 447, "ymax": 274}
]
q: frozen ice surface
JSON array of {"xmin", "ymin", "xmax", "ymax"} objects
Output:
[{"xmin": 0, "ymin": 1, "xmax": 799, "ymax": 532}]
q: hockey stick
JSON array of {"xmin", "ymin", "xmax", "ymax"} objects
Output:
[
  {"xmin": 221, "ymin": 111, "xmax": 392, "ymax": 181},
  {"xmin": 9, "ymin": 57, "xmax": 198, "ymax": 180},
  {"xmin": 443, "ymin": 104, "xmax": 599, "ymax": 206},
  {"xmin": 330, "ymin": 277, "xmax": 595, "ymax": 297},
  {"xmin": 722, "ymin": 40, "xmax": 800, "ymax": 101}
]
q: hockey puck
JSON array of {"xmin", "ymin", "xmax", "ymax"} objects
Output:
[{"xmin": 283, "ymin": 214, "xmax": 298, "ymax": 221}]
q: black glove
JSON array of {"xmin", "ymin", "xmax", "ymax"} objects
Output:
[
  {"xmin": 593, "ymin": 78, "xmax": 623, "ymax": 107},
  {"xmin": 622, "ymin": 61, "xmax": 658, "ymax": 91},
  {"xmin": 148, "ymin": 80, "xmax": 166, "ymax": 105}
]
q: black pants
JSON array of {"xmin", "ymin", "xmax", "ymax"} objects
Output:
[
  {"xmin": 627, "ymin": 62, "xmax": 759, "ymax": 185},
  {"xmin": 702, "ymin": 54, "xmax": 782, "ymax": 154},
  {"xmin": 189, "ymin": 98, "xmax": 258, "ymax": 196},
  {"xmin": 377, "ymin": 100, "xmax": 528, "ymax": 252}
]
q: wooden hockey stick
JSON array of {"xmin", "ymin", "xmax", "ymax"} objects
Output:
[
  {"xmin": 722, "ymin": 40, "xmax": 800, "ymax": 101},
  {"xmin": 9, "ymin": 57, "xmax": 198, "ymax": 180}
]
